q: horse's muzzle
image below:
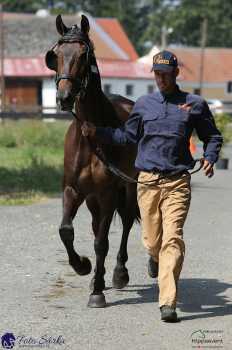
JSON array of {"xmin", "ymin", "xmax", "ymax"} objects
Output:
[{"xmin": 56, "ymin": 90, "xmax": 75, "ymax": 111}]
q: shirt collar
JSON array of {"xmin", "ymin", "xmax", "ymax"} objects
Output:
[{"xmin": 155, "ymin": 85, "xmax": 181, "ymax": 103}]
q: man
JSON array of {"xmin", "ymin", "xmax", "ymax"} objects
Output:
[{"xmin": 81, "ymin": 51, "xmax": 223, "ymax": 322}]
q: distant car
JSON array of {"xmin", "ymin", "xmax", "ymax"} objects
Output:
[{"xmin": 207, "ymin": 99, "xmax": 223, "ymax": 114}]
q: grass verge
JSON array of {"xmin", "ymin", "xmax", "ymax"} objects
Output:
[{"xmin": 0, "ymin": 120, "xmax": 68, "ymax": 205}]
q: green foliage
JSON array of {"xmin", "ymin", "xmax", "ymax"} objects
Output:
[
  {"xmin": 2, "ymin": 0, "xmax": 47, "ymax": 13},
  {"xmin": 214, "ymin": 113, "xmax": 232, "ymax": 145},
  {"xmin": 0, "ymin": 120, "xmax": 69, "ymax": 148},
  {"xmin": 143, "ymin": 0, "xmax": 232, "ymax": 49},
  {"xmin": 0, "ymin": 120, "xmax": 68, "ymax": 204},
  {"xmin": 0, "ymin": 144, "xmax": 64, "ymax": 205}
]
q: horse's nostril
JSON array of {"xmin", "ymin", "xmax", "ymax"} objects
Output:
[{"xmin": 57, "ymin": 90, "xmax": 70, "ymax": 101}]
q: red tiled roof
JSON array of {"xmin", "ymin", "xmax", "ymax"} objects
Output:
[
  {"xmin": 3, "ymin": 57, "xmax": 51, "ymax": 77},
  {"xmin": 171, "ymin": 47, "xmax": 232, "ymax": 83},
  {"xmin": 98, "ymin": 59, "xmax": 152, "ymax": 79},
  {"xmin": 96, "ymin": 18, "xmax": 138, "ymax": 61},
  {"xmin": 1, "ymin": 57, "xmax": 153, "ymax": 80}
]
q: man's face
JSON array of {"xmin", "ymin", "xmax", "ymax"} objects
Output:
[{"xmin": 154, "ymin": 68, "xmax": 179, "ymax": 93}]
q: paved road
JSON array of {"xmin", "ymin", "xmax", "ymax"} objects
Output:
[{"xmin": 0, "ymin": 166, "xmax": 232, "ymax": 350}]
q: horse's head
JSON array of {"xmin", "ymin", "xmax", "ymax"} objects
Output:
[{"xmin": 45, "ymin": 14, "xmax": 94, "ymax": 111}]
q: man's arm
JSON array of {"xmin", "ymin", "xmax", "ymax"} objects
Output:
[
  {"xmin": 81, "ymin": 98, "xmax": 144, "ymax": 145},
  {"xmin": 193, "ymin": 100, "xmax": 223, "ymax": 177}
]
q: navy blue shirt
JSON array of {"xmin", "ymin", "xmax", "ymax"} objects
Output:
[{"xmin": 96, "ymin": 86, "xmax": 223, "ymax": 172}]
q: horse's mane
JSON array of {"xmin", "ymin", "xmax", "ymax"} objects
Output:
[{"xmin": 61, "ymin": 24, "xmax": 133, "ymax": 128}]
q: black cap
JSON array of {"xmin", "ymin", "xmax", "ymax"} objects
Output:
[{"xmin": 151, "ymin": 50, "xmax": 178, "ymax": 72}]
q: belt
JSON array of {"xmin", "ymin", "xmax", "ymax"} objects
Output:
[{"xmin": 144, "ymin": 169, "xmax": 188, "ymax": 177}]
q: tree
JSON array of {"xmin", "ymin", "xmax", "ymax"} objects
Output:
[
  {"xmin": 2, "ymin": 0, "xmax": 46, "ymax": 13},
  {"xmin": 143, "ymin": 0, "xmax": 232, "ymax": 49}
]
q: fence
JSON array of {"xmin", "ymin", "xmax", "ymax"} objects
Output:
[
  {"xmin": 0, "ymin": 105, "xmax": 72, "ymax": 120},
  {"xmin": 1, "ymin": 103, "xmax": 232, "ymax": 121}
]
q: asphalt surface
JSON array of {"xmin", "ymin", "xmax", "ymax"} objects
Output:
[{"xmin": 1, "ymin": 150, "xmax": 232, "ymax": 350}]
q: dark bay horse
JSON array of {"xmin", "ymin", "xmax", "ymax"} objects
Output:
[{"xmin": 45, "ymin": 14, "xmax": 140, "ymax": 307}]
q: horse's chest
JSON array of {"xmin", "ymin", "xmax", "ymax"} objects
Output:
[{"xmin": 77, "ymin": 160, "xmax": 113, "ymax": 192}]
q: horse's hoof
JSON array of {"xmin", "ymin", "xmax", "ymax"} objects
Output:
[
  {"xmin": 89, "ymin": 277, "xmax": 105, "ymax": 291},
  {"xmin": 112, "ymin": 266, "xmax": 129, "ymax": 289},
  {"xmin": 87, "ymin": 293, "xmax": 106, "ymax": 308},
  {"xmin": 70, "ymin": 256, "xmax": 92, "ymax": 276}
]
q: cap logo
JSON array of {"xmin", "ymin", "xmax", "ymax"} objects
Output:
[
  {"xmin": 157, "ymin": 59, "xmax": 170, "ymax": 64},
  {"xmin": 153, "ymin": 54, "xmax": 170, "ymax": 65}
]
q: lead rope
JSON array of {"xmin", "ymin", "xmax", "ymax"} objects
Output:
[{"xmin": 71, "ymin": 111, "xmax": 204, "ymax": 186}]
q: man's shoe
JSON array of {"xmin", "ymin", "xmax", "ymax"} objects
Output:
[
  {"xmin": 147, "ymin": 256, "xmax": 158, "ymax": 278},
  {"xmin": 160, "ymin": 305, "xmax": 178, "ymax": 322}
]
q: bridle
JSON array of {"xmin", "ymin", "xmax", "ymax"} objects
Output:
[{"xmin": 53, "ymin": 26, "xmax": 94, "ymax": 100}]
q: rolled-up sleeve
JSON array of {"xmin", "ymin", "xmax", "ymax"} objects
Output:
[
  {"xmin": 95, "ymin": 98, "xmax": 144, "ymax": 145},
  {"xmin": 193, "ymin": 101, "xmax": 223, "ymax": 163}
]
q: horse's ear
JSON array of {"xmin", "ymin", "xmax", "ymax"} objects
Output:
[
  {"xmin": 81, "ymin": 15, "xmax": 90, "ymax": 34},
  {"xmin": 56, "ymin": 14, "xmax": 68, "ymax": 36},
  {"xmin": 45, "ymin": 50, "xmax": 58, "ymax": 71}
]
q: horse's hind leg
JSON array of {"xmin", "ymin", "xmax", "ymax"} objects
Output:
[
  {"xmin": 112, "ymin": 185, "xmax": 139, "ymax": 289},
  {"xmin": 88, "ymin": 195, "xmax": 115, "ymax": 308},
  {"xmin": 59, "ymin": 185, "xmax": 91, "ymax": 275},
  {"xmin": 86, "ymin": 195, "xmax": 100, "ymax": 236}
]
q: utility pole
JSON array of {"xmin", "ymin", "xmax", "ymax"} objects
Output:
[
  {"xmin": 161, "ymin": 25, "xmax": 173, "ymax": 50},
  {"xmin": 199, "ymin": 18, "xmax": 207, "ymax": 96},
  {"xmin": 161, "ymin": 26, "xmax": 167, "ymax": 50},
  {"xmin": 0, "ymin": 3, "xmax": 5, "ymax": 112}
]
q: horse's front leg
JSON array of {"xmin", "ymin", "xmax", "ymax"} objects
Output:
[
  {"xmin": 59, "ymin": 185, "xmax": 91, "ymax": 275},
  {"xmin": 87, "ymin": 198, "xmax": 115, "ymax": 308}
]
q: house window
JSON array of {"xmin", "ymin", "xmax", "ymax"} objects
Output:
[
  {"xmin": 147, "ymin": 85, "xmax": 154, "ymax": 94},
  {"xmin": 103, "ymin": 84, "xmax": 111, "ymax": 94},
  {"xmin": 125, "ymin": 84, "xmax": 134, "ymax": 96},
  {"xmin": 193, "ymin": 88, "xmax": 200, "ymax": 95},
  {"xmin": 227, "ymin": 81, "xmax": 232, "ymax": 93}
]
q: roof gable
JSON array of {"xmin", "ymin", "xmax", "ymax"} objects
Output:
[{"xmin": 96, "ymin": 18, "xmax": 138, "ymax": 61}]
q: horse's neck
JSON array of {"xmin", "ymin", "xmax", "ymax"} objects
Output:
[
  {"xmin": 76, "ymin": 86, "xmax": 104, "ymax": 126},
  {"xmin": 76, "ymin": 82, "xmax": 119, "ymax": 128},
  {"xmin": 76, "ymin": 56, "xmax": 120, "ymax": 127}
]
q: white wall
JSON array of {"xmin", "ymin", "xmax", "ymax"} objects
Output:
[
  {"xmin": 41, "ymin": 77, "xmax": 156, "ymax": 111},
  {"xmin": 42, "ymin": 78, "xmax": 57, "ymax": 113},
  {"xmin": 102, "ymin": 77, "xmax": 156, "ymax": 101}
]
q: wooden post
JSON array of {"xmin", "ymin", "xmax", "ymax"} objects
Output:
[{"xmin": 0, "ymin": 4, "xmax": 5, "ymax": 112}]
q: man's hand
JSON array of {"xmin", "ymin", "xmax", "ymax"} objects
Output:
[
  {"xmin": 202, "ymin": 159, "xmax": 214, "ymax": 178},
  {"xmin": 178, "ymin": 103, "xmax": 192, "ymax": 112},
  {"xmin": 81, "ymin": 121, "xmax": 96, "ymax": 137}
]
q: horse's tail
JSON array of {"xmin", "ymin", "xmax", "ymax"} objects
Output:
[
  {"xmin": 134, "ymin": 201, "xmax": 141, "ymax": 223},
  {"xmin": 115, "ymin": 185, "xmax": 140, "ymax": 224}
]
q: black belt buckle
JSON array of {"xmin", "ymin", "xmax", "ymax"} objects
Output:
[{"xmin": 152, "ymin": 169, "xmax": 168, "ymax": 177}]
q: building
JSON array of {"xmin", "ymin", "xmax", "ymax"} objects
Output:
[
  {"xmin": 1, "ymin": 11, "xmax": 154, "ymax": 113},
  {"xmin": 140, "ymin": 46, "xmax": 232, "ymax": 103}
]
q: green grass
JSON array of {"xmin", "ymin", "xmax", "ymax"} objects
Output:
[{"xmin": 0, "ymin": 120, "xmax": 70, "ymax": 205}]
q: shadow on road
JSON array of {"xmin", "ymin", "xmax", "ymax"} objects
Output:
[
  {"xmin": 178, "ymin": 278, "xmax": 232, "ymax": 320},
  {"xmin": 107, "ymin": 278, "xmax": 232, "ymax": 321}
]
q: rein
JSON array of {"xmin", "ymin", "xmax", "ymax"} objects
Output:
[{"xmin": 71, "ymin": 111, "xmax": 204, "ymax": 186}]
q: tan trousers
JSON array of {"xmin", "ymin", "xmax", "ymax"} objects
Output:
[{"xmin": 137, "ymin": 171, "xmax": 191, "ymax": 308}]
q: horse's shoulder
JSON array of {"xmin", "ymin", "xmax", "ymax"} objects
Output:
[{"xmin": 106, "ymin": 94, "xmax": 135, "ymax": 122}]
